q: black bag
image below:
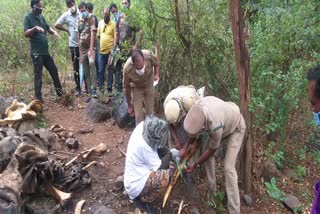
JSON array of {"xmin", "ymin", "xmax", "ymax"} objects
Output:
[{"xmin": 112, "ymin": 93, "xmax": 135, "ymax": 129}]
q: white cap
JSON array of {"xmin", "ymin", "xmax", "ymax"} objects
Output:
[{"xmin": 164, "ymin": 99, "xmax": 181, "ymax": 124}]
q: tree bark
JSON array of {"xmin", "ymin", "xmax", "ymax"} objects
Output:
[{"xmin": 229, "ymin": 0, "xmax": 252, "ymax": 195}]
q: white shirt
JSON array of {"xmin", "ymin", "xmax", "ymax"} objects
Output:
[
  {"xmin": 124, "ymin": 122, "xmax": 162, "ymax": 199},
  {"xmin": 56, "ymin": 11, "xmax": 80, "ymax": 47}
]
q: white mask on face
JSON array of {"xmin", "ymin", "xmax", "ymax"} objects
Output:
[
  {"xmin": 69, "ymin": 5, "xmax": 76, "ymax": 14},
  {"xmin": 135, "ymin": 64, "xmax": 145, "ymax": 76}
]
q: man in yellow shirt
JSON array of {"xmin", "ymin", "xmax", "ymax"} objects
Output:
[{"xmin": 97, "ymin": 7, "xmax": 116, "ymax": 93}]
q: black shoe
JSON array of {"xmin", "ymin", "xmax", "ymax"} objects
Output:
[{"xmin": 132, "ymin": 197, "xmax": 157, "ymax": 214}]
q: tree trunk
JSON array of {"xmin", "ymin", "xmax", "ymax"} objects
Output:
[
  {"xmin": 173, "ymin": 0, "xmax": 195, "ymax": 84},
  {"xmin": 229, "ymin": 0, "xmax": 252, "ymax": 195}
]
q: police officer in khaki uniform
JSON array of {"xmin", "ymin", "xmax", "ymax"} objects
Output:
[
  {"xmin": 123, "ymin": 49, "xmax": 159, "ymax": 125},
  {"xmin": 163, "ymin": 85, "xmax": 200, "ymax": 149},
  {"xmin": 183, "ymin": 96, "xmax": 246, "ymax": 214}
]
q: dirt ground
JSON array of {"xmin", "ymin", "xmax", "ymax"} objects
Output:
[
  {"xmin": 38, "ymin": 92, "xmax": 316, "ymax": 214},
  {"xmin": 0, "ymin": 71, "xmax": 314, "ymax": 214}
]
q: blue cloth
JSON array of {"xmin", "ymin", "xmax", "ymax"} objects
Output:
[{"xmin": 80, "ymin": 63, "xmax": 84, "ymax": 89}]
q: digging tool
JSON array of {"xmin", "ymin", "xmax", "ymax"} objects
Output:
[
  {"xmin": 162, "ymin": 140, "xmax": 200, "ymax": 208},
  {"xmin": 75, "ymin": 200, "xmax": 85, "ymax": 214},
  {"xmin": 43, "ymin": 182, "xmax": 72, "ymax": 207}
]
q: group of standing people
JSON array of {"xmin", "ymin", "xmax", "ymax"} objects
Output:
[{"xmin": 24, "ymin": 0, "xmax": 144, "ymax": 102}]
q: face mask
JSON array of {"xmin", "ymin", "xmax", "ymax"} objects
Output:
[
  {"xmin": 81, "ymin": 11, "xmax": 88, "ymax": 19},
  {"xmin": 34, "ymin": 6, "xmax": 42, "ymax": 15},
  {"xmin": 313, "ymin": 112, "xmax": 320, "ymax": 126},
  {"xmin": 135, "ymin": 65, "xmax": 145, "ymax": 76},
  {"xmin": 69, "ymin": 5, "xmax": 76, "ymax": 14},
  {"xmin": 104, "ymin": 16, "xmax": 110, "ymax": 24},
  {"xmin": 113, "ymin": 11, "xmax": 120, "ymax": 19}
]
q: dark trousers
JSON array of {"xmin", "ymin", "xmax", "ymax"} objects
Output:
[
  {"xmin": 31, "ymin": 54, "xmax": 63, "ymax": 102},
  {"xmin": 98, "ymin": 53, "xmax": 109, "ymax": 92},
  {"xmin": 104, "ymin": 58, "xmax": 123, "ymax": 93},
  {"xmin": 70, "ymin": 47, "xmax": 80, "ymax": 92}
]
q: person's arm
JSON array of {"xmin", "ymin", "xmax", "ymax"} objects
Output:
[
  {"xmin": 24, "ymin": 26, "xmax": 44, "ymax": 37},
  {"xmin": 180, "ymin": 137, "xmax": 195, "ymax": 158},
  {"xmin": 158, "ymin": 152, "xmax": 172, "ymax": 169},
  {"xmin": 150, "ymin": 50, "xmax": 160, "ymax": 81},
  {"xmin": 55, "ymin": 14, "xmax": 69, "ymax": 34},
  {"xmin": 55, "ymin": 24, "xmax": 69, "ymax": 34},
  {"xmin": 132, "ymin": 28, "xmax": 144, "ymax": 51},
  {"xmin": 186, "ymin": 129, "xmax": 223, "ymax": 172},
  {"xmin": 24, "ymin": 16, "xmax": 44, "ymax": 37},
  {"xmin": 89, "ymin": 16, "xmax": 96, "ymax": 59},
  {"xmin": 169, "ymin": 125, "xmax": 182, "ymax": 149},
  {"xmin": 153, "ymin": 63, "xmax": 160, "ymax": 81},
  {"xmin": 125, "ymin": 86, "xmax": 134, "ymax": 116},
  {"xmin": 48, "ymin": 26, "xmax": 60, "ymax": 38},
  {"xmin": 186, "ymin": 147, "xmax": 216, "ymax": 173}
]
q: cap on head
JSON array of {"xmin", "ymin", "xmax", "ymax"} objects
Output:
[
  {"xmin": 164, "ymin": 99, "xmax": 181, "ymax": 124},
  {"xmin": 184, "ymin": 105, "xmax": 205, "ymax": 137},
  {"xmin": 143, "ymin": 115, "xmax": 168, "ymax": 150}
]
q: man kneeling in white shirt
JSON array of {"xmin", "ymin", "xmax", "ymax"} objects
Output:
[{"xmin": 124, "ymin": 115, "xmax": 179, "ymax": 213}]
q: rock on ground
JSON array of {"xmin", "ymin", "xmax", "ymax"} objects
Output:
[
  {"xmin": 283, "ymin": 194, "xmax": 301, "ymax": 212},
  {"xmin": 93, "ymin": 206, "xmax": 115, "ymax": 214}
]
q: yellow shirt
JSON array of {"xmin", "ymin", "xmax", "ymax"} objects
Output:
[{"xmin": 97, "ymin": 20, "xmax": 115, "ymax": 54}]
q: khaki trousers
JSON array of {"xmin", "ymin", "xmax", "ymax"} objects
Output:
[
  {"xmin": 81, "ymin": 52, "xmax": 97, "ymax": 94},
  {"xmin": 132, "ymin": 86, "xmax": 155, "ymax": 125},
  {"xmin": 206, "ymin": 115, "xmax": 246, "ymax": 214}
]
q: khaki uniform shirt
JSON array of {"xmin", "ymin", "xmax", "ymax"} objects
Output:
[
  {"xmin": 123, "ymin": 50, "xmax": 159, "ymax": 88},
  {"xmin": 164, "ymin": 85, "xmax": 199, "ymax": 119},
  {"xmin": 196, "ymin": 96, "xmax": 242, "ymax": 149},
  {"xmin": 78, "ymin": 14, "xmax": 96, "ymax": 55}
]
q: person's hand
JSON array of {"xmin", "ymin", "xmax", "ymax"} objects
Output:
[
  {"xmin": 186, "ymin": 163, "xmax": 196, "ymax": 173},
  {"xmin": 89, "ymin": 49, "xmax": 95, "ymax": 60},
  {"xmin": 170, "ymin": 148, "xmax": 180, "ymax": 162},
  {"xmin": 53, "ymin": 31, "xmax": 60, "ymax": 39},
  {"xmin": 154, "ymin": 73, "xmax": 160, "ymax": 82},
  {"xmin": 128, "ymin": 105, "xmax": 135, "ymax": 117},
  {"xmin": 34, "ymin": 26, "xmax": 44, "ymax": 33},
  {"xmin": 132, "ymin": 44, "xmax": 138, "ymax": 52}
]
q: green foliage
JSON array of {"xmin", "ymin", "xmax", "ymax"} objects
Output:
[
  {"xmin": 264, "ymin": 142, "xmax": 286, "ymax": 170},
  {"xmin": 312, "ymin": 151, "xmax": 320, "ymax": 164},
  {"xmin": 296, "ymin": 165, "xmax": 306, "ymax": 181},
  {"xmin": 271, "ymin": 151, "xmax": 285, "ymax": 170},
  {"xmin": 250, "ymin": 0, "xmax": 320, "ymax": 140},
  {"xmin": 36, "ymin": 113, "xmax": 47, "ymax": 128},
  {"xmin": 305, "ymin": 127, "xmax": 320, "ymax": 151},
  {"xmin": 206, "ymin": 191, "xmax": 227, "ymax": 212},
  {"xmin": 294, "ymin": 147, "xmax": 306, "ymax": 161},
  {"xmin": 264, "ymin": 178, "xmax": 286, "ymax": 202}
]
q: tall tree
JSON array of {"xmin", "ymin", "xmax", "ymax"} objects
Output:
[{"xmin": 229, "ymin": 0, "xmax": 253, "ymax": 196}]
